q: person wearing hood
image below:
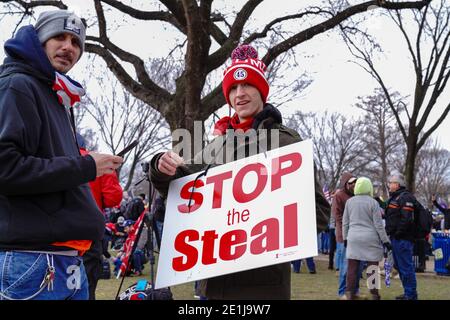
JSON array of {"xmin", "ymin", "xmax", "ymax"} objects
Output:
[
  {"xmin": 150, "ymin": 44, "xmax": 330, "ymax": 300},
  {"xmin": 0, "ymin": 10, "xmax": 122, "ymax": 300},
  {"xmin": 384, "ymin": 173, "xmax": 418, "ymax": 300},
  {"xmin": 332, "ymin": 172, "xmax": 357, "ymax": 298},
  {"xmin": 342, "ymin": 177, "xmax": 391, "ymax": 300}
]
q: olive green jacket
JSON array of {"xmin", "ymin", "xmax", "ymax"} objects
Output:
[{"xmin": 150, "ymin": 104, "xmax": 330, "ymax": 299}]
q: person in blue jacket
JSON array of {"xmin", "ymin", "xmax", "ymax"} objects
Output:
[{"xmin": 0, "ymin": 10, "xmax": 122, "ymax": 300}]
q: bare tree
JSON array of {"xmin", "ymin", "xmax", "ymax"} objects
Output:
[
  {"xmin": 340, "ymin": 0, "xmax": 449, "ymax": 191},
  {"xmin": 415, "ymin": 138, "xmax": 450, "ymax": 207},
  {"xmin": 82, "ymin": 71, "xmax": 171, "ymax": 190},
  {"xmin": 1, "ymin": 0, "xmax": 431, "ymax": 150},
  {"xmin": 355, "ymin": 88, "xmax": 405, "ymax": 199},
  {"xmin": 285, "ymin": 110, "xmax": 372, "ymax": 190}
]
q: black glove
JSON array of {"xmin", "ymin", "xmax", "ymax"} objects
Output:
[
  {"xmin": 344, "ymin": 240, "xmax": 347, "ymax": 248},
  {"xmin": 383, "ymin": 242, "xmax": 392, "ymax": 252}
]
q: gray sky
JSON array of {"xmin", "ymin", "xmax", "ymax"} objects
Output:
[{"xmin": 1, "ymin": 0, "xmax": 448, "ymax": 152}]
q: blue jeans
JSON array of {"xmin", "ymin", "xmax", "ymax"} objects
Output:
[
  {"xmin": 155, "ymin": 220, "xmax": 164, "ymax": 249},
  {"xmin": 291, "ymin": 257, "xmax": 316, "ymax": 273},
  {"xmin": 335, "ymin": 242, "xmax": 344, "ymax": 270},
  {"xmin": 391, "ymin": 238, "xmax": 417, "ymax": 299},
  {"xmin": 132, "ymin": 249, "xmax": 145, "ymax": 273},
  {"xmin": 0, "ymin": 251, "xmax": 88, "ymax": 300},
  {"xmin": 320, "ymin": 232, "xmax": 330, "ymax": 253},
  {"xmin": 336, "ymin": 243, "xmax": 362, "ymax": 296},
  {"xmin": 336, "ymin": 243, "xmax": 347, "ymax": 296}
]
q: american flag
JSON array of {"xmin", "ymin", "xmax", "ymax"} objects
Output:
[
  {"xmin": 116, "ymin": 209, "xmax": 147, "ymax": 279},
  {"xmin": 323, "ymin": 184, "xmax": 332, "ymax": 204},
  {"xmin": 52, "ymin": 72, "xmax": 85, "ymax": 108}
]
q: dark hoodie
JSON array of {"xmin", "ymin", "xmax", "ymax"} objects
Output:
[
  {"xmin": 332, "ymin": 171, "xmax": 355, "ymax": 243},
  {"xmin": 0, "ymin": 26, "xmax": 104, "ymax": 251}
]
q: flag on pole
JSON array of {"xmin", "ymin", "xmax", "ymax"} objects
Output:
[
  {"xmin": 323, "ymin": 184, "xmax": 332, "ymax": 204},
  {"xmin": 116, "ymin": 209, "xmax": 147, "ymax": 279}
]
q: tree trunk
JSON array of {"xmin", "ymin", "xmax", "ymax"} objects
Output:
[
  {"xmin": 124, "ymin": 159, "xmax": 138, "ymax": 191},
  {"xmin": 405, "ymin": 135, "xmax": 418, "ymax": 193}
]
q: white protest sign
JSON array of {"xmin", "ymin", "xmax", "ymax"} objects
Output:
[{"xmin": 155, "ymin": 140, "xmax": 317, "ymax": 289}]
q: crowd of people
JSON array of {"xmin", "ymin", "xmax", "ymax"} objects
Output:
[{"xmin": 316, "ymin": 172, "xmax": 450, "ymax": 301}]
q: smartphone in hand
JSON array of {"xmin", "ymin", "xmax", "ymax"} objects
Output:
[{"xmin": 116, "ymin": 140, "xmax": 139, "ymax": 157}]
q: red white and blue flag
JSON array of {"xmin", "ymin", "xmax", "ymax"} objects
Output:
[
  {"xmin": 116, "ymin": 209, "xmax": 147, "ymax": 278},
  {"xmin": 323, "ymin": 184, "xmax": 332, "ymax": 204},
  {"xmin": 52, "ymin": 72, "xmax": 85, "ymax": 108}
]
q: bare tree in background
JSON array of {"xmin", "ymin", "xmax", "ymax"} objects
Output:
[
  {"xmin": 285, "ymin": 111, "xmax": 372, "ymax": 190},
  {"xmin": 415, "ymin": 138, "xmax": 450, "ymax": 207},
  {"xmin": 1, "ymin": 0, "xmax": 431, "ymax": 150},
  {"xmin": 340, "ymin": 0, "xmax": 449, "ymax": 191},
  {"xmin": 355, "ymin": 88, "xmax": 405, "ymax": 199},
  {"xmin": 82, "ymin": 71, "xmax": 171, "ymax": 191},
  {"xmin": 73, "ymin": 99, "xmax": 99, "ymax": 151}
]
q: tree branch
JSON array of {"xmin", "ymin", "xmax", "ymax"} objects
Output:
[
  {"xmin": 0, "ymin": 0, "xmax": 67, "ymax": 9},
  {"xmin": 160, "ymin": 0, "xmax": 187, "ymax": 27},
  {"xmin": 99, "ymin": 0, "xmax": 186, "ymax": 33},
  {"xmin": 85, "ymin": 43, "xmax": 170, "ymax": 113},
  {"xmin": 244, "ymin": 8, "xmax": 333, "ymax": 44},
  {"xmin": 206, "ymin": 0, "xmax": 264, "ymax": 73},
  {"xmin": 263, "ymin": 0, "xmax": 430, "ymax": 66},
  {"xmin": 418, "ymin": 101, "xmax": 450, "ymax": 150}
]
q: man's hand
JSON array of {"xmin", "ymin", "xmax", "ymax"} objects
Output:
[
  {"xmin": 383, "ymin": 242, "xmax": 392, "ymax": 252},
  {"xmin": 89, "ymin": 152, "xmax": 123, "ymax": 177},
  {"xmin": 157, "ymin": 151, "xmax": 184, "ymax": 176}
]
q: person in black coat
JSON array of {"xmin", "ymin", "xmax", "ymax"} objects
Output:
[
  {"xmin": 0, "ymin": 10, "xmax": 122, "ymax": 300},
  {"xmin": 432, "ymin": 195, "xmax": 450, "ymax": 230},
  {"xmin": 384, "ymin": 173, "xmax": 418, "ymax": 300}
]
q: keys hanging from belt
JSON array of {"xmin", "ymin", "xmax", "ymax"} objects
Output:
[{"xmin": 40, "ymin": 254, "xmax": 56, "ymax": 291}]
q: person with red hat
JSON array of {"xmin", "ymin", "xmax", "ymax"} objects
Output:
[{"xmin": 150, "ymin": 44, "xmax": 330, "ymax": 299}]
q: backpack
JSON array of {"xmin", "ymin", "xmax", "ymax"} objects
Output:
[
  {"xmin": 412, "ymin": 199, "xmax": 433, "ymax": 239},
  {"xmin": 117, "ymin": 280, "xmax": 173, "ymax": 300}
]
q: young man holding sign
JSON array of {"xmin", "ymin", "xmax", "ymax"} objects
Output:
[{"xmin": 150, "ymin": 45, "xmax": 330, "ymax": 300}]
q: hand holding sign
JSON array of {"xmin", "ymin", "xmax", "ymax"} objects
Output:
[
  {"xmin": 158, "ymin": 151, "xmax": 185, "ymax": 176},
  {"xmin": 155, "ymin": 140, "xmax": 318, "ymax": 289}
]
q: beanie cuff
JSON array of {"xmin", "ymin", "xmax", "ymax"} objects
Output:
[
  {"xmin": 222, "ymin": 61, "xmax": 269, "ymax": 105},
  {"xmin": 35, "ymin": 11, "xmax": 85, "ymax": 57}
]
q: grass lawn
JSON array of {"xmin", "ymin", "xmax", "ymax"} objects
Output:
[{"xmin": 96, "ymin": 254, "xmax": 450, "ymax": 300}]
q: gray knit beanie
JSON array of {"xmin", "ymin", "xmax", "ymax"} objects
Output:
[{"xmin": 35, "ymin": 10, "xmax": 86, "ymax": 58}]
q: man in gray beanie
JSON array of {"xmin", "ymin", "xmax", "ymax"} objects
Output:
[
  {"xmin": 0, "ymin": 9, "xmax": 123, "ymax": 300},
  {"xmin": 33, "ymin": 10, "xmax": 86, "ymax": 74},
  {"xmin": 35, "ymin": 10, "xmax": 86, "ymax": 58},
  {"xmin": 384, "ymin": 172, "xmax": 419, "ymax": 300}
]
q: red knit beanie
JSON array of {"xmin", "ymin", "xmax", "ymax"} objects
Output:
[{"xmin": 222, "ymin": 44, "xmax": 269, "ymax": 106}]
